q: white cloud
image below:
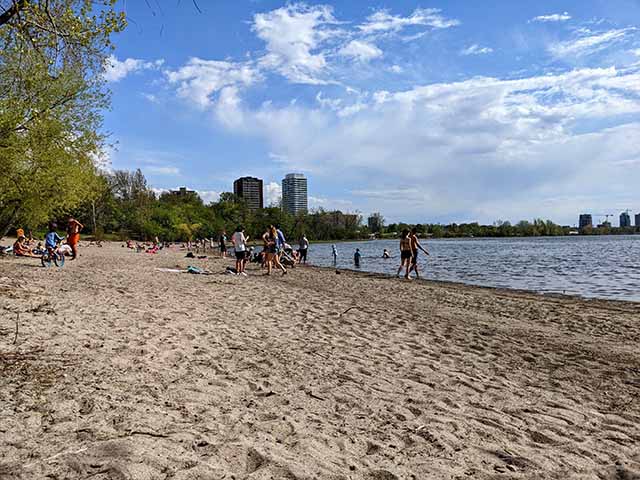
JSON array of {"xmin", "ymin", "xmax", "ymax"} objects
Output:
[
  {"xmin": 265, "ymin": 181, "xmax": 282, "ymax": 206},
  {"xmin": 146, "ymin": 166, "xmax": 180, "ymax": 175},
  {"xmin": 389, "ymin": 65, "xmax": 404, "ymax": 74},
  {"xmin": 203, "ymin": 66, "xmax": 640, "ymax": 223},
  {"xmin": 196, "ymin": 190, "xmax": 221, "ymax": 204},
  {"xmin": 104, "ymin": 55, "xmax": 164, "ymax": 82},
  {"xmin": 531, "ymin": 12, "xmax": 571, "ymax": 23},
  {"xmin": 165, "ymin": 58, "xmax": 260, "ymax": 108},
  {"xmin": 460, "ymin": 44, "xmax": 493, "ymax": 56},
  {"xmin": 338, "ymin": 40, "xmax": 383, "ymax": 62},
  {"xmin": 252, "ymin": 4, "xmax": 341, "ymax": 84},
  {"xmin": 358, "ymin": 8, "xmax": 459, "ymax": 35},
  {"xmin": 549, "ymin": 28, "xmax": 632, "ymax": 58}
]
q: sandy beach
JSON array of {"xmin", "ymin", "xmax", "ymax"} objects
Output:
[{"xmin": 1, "ymin": 242, "xmax": 639, "ymax": 479}]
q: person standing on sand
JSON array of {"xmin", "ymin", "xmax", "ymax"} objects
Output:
[
  {"xmin": 262, "ymin": 225, "xmax": 286, "ymax": 276},
  {"xmin": 219, "ymin": 230, "xmax": 227, "ymax": 259},
  {"xmin": 397, "ymin": 229, "xmax": 413, "ymax": 278},
  {"xmin": 232, "ymin": 226, "xmax": 249, "ymax": 276},
  {"xmin": 298, "ymin": 234, "xmax": 309, "ymax": 264},
  {"xmin": 408, "ymin": 227, "xmax": 429, "ymax": 279},
  {"xmin": 66, "ymin": 217, "xmax": 84, "ymax": 260}
]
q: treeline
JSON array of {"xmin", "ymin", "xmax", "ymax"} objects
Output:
[{"xmin": 67, "ymin": 170, "xmax": 365, "ymax": 242}]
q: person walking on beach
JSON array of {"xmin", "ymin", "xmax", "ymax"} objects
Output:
[
  {"xmin": 66, "ymin": 217, "xmax": 84, "ymax": 260},
  {"xmin": 262, "ymin": 225, "xmax": 286, "ymax": 275},
  {"xmin": 332, "ymin": 244, "xmax": 338, "ymax": 265},
  {"xmin": 397, "ymin": 229, "xmax": 413, "ymax": 278},
  {"xmin": 298, "ymin": 234, "xmax": 309, "ymax": 264},
  {"xmin": 232, "ymin": 225, "xmax": 249, "ymax": 276},
  {"xmin": 219, "ymin": 230, "xmax": 227, "ymax": 258},
  {"xmin": 408, "ymin": 227, "xmax": 429, "ymax": 279},
  {"xmin": 354, "ymin": 248, "xmax": 361, "ymax": 268}
]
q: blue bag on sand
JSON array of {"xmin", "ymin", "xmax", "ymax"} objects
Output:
[{"xmin": 186, "ymin": 265, "xmax": 203, "ymax": 274}]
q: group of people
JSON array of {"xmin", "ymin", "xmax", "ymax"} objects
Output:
[
  {"xmin": 224, "ymin": 225, "xmax": 310, "ymax": 276},
  {"xmin": 5, "ymin": 218, "xmax": 84, "ymax": 261},
  {"xmin": 330, "ymin": 227, "xmax": 429, "ymax": 279}
]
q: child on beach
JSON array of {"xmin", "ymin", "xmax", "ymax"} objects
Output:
[
  {"xmin": 354, "ymin": 248, "xmax": 361, "ymax": 267},
  {"xmin": 45, "ymin": 223, "xmax": 64, "ymax": 256},
  {"xmin": 66, "ymin": 216, "xmax": 84, "ymax": 260}
]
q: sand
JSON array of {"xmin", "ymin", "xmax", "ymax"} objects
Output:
[{"xmin": 1, "ymin": 242, "xmax": 639, "ymax": 480}]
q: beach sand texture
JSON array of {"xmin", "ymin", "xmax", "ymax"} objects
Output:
[{"xmin": 1, "ymin": 243, "xmax": 639, "ymax": 479}]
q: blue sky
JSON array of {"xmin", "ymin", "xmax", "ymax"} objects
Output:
[{"xmin": 103, "ymin": 0, "xmax": 640, "ymax": 226}]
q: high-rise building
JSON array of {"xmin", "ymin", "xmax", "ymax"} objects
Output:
[
  {"xmin": 636, "ymin": 214, "xmax": 640, "ymax": 227},
  {"xmin": 368, "ymin": 212, "xmax": 384, "ymax": 233},
  {"xmin": 233, "ymin": 176, "xmax": 263, "ymax": 210},
  {"xmin": 620, "ymin": 211, "xmax": 631, "ymax": 228},
  {"xmin": 282, "ymin": 173, "xmax": 308, "ymax": 215},
  {"xmin": 579, "ymin": 214, "xmax": 593, "ymax": 229}
]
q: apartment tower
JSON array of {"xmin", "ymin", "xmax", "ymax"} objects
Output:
[
  {"xmin": 282, "ymin": 173, "xmax": 308, "ymax": 215},
  {"xmin": 233, "ymin": 176, "xmax": 264, "ymax": 211}
]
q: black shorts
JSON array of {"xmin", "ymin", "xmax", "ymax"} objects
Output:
[
  {"xmin": 235, "ymin": 251, "xmax": 245, "ymax": 260},
  {"xmin": 401, "ymin": 250, "xmax": 412, "ymax": 260},
  {"xmin": 220, "ymin": 244, "xmax": 227, "ymax": 252},
  {"xmin": 266, "ymin": 245, "xmax": 276, "ymax": 254},
  {"xmin": 411, "ymin": 251, "xmax": 419, "ymax": 264},
  {"xmin": 299, "ymin": 248, "xmax": 307, "ymax": 260}
]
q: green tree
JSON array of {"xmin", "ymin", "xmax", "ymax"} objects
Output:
[{"xmin": 0, "ymin": 0, "xmax": 126, "ymax": 235}]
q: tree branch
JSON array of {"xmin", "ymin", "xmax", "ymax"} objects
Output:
[{"xmin": 0, "ymin": 0, "xmax": 28, "ymax": 28}]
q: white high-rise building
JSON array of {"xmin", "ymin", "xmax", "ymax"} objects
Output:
[{"xmin": 282, "ymin": 173, "xmax": 308, "ymax": 215}]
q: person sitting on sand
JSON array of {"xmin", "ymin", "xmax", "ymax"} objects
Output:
[
  {"xmin": 13, "ymin": 235, "xmax": 38, "ymax": 257},
  {"xmin": 383, "ymin": 249, "xmax": 390, "ymax": 259},
  {"xmin": 66, "ymin": 216, "xmax": 84, "ymax": 260},
  {"xmin": 408, "ymin": 227, "xmax": 429, "ymax": 279},
  {"xmin": 397, "ymin": 229, "xmax": 413, "ymax": 279}
]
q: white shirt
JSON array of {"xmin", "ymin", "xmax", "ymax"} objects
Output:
[{"xmin": 232, "ymin": 231, "xmax": 246, "ymax": 252}]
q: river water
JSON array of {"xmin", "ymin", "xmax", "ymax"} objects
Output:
[{"xmin": 301, "ymin": 235, "xmax": 640, "ymax": 302}]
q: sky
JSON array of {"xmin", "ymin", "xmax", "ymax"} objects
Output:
[{"xmin": 102, "ymin": 0, "xmax": 640, "ymax": 226}]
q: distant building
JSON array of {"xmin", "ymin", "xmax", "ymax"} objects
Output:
[
  {"xmin": 169, "ymin": 187, "xmax": 197, "ymax": 199},
  {"xmin": 282, "ymin": 173, "xmax": 308, "ymax": 215},
  {"xmin": 579, "ymin": 214, "xmax": 593, "ymax": 229},
  {"xmin": 620, "ymin": 211, "xmax": 631, "ymax": 228},
  {"xmin": 233, "ymin": 176, "xmax": 263, "ymax": 211},
  {"xmin": 636, "ymin": 214, "xmax": 640, "ymax": 227}
]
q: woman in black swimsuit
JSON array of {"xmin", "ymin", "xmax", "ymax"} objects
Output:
[
  {"xmin": 262, "ymin": 225, "xmax": 286, "ymax": 275},
  {"xmin": 397, "ymin": 229, "xmax": 412, "ymax": 278}
]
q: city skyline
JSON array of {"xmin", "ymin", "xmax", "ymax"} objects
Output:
[{"xmin": 103, "ymin": 1, "xmax": 640, "ymax": 225}]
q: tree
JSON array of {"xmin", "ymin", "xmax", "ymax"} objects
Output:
[{"xmin": 0, "ymin": 0, "xmax": 126, "ymax": 235}]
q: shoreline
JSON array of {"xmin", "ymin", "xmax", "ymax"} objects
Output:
[
  {"xmin": 318, "ymin": 263, "xmax": 640, "ymax": 308},
  {"xmin": 1, "ymin": 242, "xmax": 639, "ymax": 478}
]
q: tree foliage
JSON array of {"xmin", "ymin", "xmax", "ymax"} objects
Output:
[{"xmin": 0, "ymin": 0, "xmax": 125, "ymax": 235}]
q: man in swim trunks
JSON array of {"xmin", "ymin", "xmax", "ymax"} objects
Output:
[
  {"xmin": 408, "ymin": 227, "xmax": 429, "ymax": 279},
  {"xmin": 66, "ymin": 217, "xmax": 84, "ymax": 260}
]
